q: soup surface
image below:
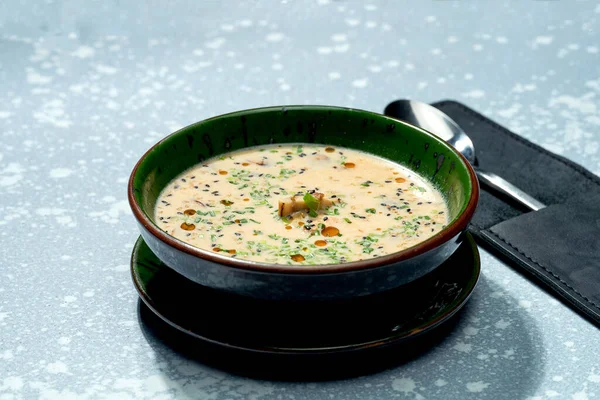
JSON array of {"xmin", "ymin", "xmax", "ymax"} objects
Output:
[{"xmin": 154, "ymin": 144, "xmax": 449, "ymax": 265}]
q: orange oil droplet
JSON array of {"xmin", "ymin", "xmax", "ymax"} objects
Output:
[
  {"xmin": 314, "ymin": 240, "xmax": 327, "ymax": 247},
  {"xmin": 344, "ymin": 162, "xmax": 355, "ymax": 168},
  {"xmin": 285, "ymin": 225, "xmax": 292, "ymax": 230},
  {"xmin": 291, "ymin": 254, "xmax": 305, "ymax": 262},
  {"xmin": 321, "ymin": 226, "xmax": 340, "ymax": 237},
  {"xmin": 183, "ymin": 209, "xmax": 196, "ymax": 216},
  {"xmin": 395, "ymin": 177, "xmax": 406, "ymax": 183},
  {"xmin": 219, "ymin": 170, "xmax": 228, "ymax": 175},
  {"xmin": 180, "ymin": 223, "xmax": 195, "ymax": 231},
  {"xmin": 325, "ymin": 147, "xmax": 335, "ymax": 153}
]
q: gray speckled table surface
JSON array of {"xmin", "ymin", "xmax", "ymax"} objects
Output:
[{"xmin": 1, "ymin": 1, "xmax": 600, "ymax": 399}]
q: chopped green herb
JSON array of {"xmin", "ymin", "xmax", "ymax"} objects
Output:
[
  {"xmin": 303, "ymin": 192, "xmax": 320, "ymax": 218},
  {"xmin": 365, "ymin": 208, "xmax": 376, "ymax": 214}
]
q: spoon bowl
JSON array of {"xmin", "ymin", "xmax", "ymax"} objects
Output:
[{"xmin": 384, "ymin": 100, "xmax": 545, "ymax": 211}]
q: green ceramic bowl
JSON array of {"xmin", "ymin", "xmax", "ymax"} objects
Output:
[{"xmin": 128, "ymin": 106, "xmax": 479, "ymax": 300}]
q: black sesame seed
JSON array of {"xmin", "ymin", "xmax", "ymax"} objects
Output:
[{"xmin": 323, "ymin": 216, "xmax": 328, "ymax": 221}]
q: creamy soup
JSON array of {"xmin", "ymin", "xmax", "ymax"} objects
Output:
[{"xmin": 155, "ymin": 144, "xmax": 449, "ymax": 265}]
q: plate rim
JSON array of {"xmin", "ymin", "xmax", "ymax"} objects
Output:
[{"xmin": 131, "ymin": 233, "xmax": 480, "ymax": 356}]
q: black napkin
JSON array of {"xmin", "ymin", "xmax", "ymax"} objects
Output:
[{"xmin": 398, "ymin": 100, "xmax": 600, "ymax": 327}]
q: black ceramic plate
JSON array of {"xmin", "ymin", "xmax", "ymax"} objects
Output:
[{"xmin": 131, "ymin": 233, "xmax": 480, "ymax": 355}]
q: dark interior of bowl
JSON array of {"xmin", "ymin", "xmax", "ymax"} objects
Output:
[{"xmin": 132, "ymin": 106, "xmax": 473, "ymax": 235}]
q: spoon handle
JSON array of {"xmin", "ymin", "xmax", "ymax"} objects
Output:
[{"xmin": 475, "ymin": 168, "xmax": 546, "ymax": 211}]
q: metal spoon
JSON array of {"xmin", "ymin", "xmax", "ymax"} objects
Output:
[{"xmin": 384, "ymin": 99, "xmax": 546, "ymax": 211}]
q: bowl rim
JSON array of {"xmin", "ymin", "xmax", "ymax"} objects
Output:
[{"xmin": 128, "ymin": 105, "xmax": 479, "ymax": 275}]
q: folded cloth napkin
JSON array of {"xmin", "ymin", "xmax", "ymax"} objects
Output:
[{"xmin": 426, "ymin": 101, "xmax": 600, "ymax": 327}]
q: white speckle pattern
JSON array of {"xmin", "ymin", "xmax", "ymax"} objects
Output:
[
  {"xmin": 49, "ymin": 168, "xmax": 73, "ymax": 178},
  {"xmin": 265, "ymin": 32, "xmax": 285, "ymax": 42},
  {"xmin": 466, "ymin": 381, "xmax": 490, "ymax": 393},
  {"xmin": 351, "ymin": 78, "xmax": 369, "ymax": 88},
  {"xmin": 0, "ymin": 1, "xmax": 599, "ymax": 399}
]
